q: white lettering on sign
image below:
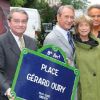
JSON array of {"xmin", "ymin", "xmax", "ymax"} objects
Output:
[
  {"xmin": 41, "ymin": 64, "xmax": 59, "ymax": 76},
  {"xmin": 27, "ymin": 73, "xmax": 50, "ymax": 87},
  {"xmin": 26, "ymin": 73, "xmax": 66, "ymax": 94},
  {"xmin": 53, "ymin": 53, "xmax": 60, "ymax": 59},
  {"xmin": 51, "ymin": 82, "xmax": 66, "ymax": 93},
  {"xmin": 39, "ymin": 92, "xmax": 50, "ymax": 100}
]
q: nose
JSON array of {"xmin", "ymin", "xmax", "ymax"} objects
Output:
[
  {"xmin": 19, "ymin": 21, "xmax": 24, "ymax": 26},
  {"xmin": 67, "ymin": 16, "xmax": 74, "ymax": 23},
  {"xmin": 67, "ymin": 17, "xmax": 72, "ymax": 22}
]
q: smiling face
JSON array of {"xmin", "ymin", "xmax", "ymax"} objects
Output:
[
  {"xmin": 78, "ymin": 22, "xmax": 91, "ymax": 37},
  {"xmin": 8, "ymin": 12, "xmax": 28, "ymax": 37},
  {"xmin": 57, "ymin": 7, "xmax": 75, "ymax": 30},
  {"xmin": 88, "ymin": 8, "xmax": 100, "ymax": 27},
  {"xmin": 75, "ymin": 15, "xmax": 93, "ymax": 41}
]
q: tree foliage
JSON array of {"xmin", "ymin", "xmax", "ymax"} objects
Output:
[
  {"xmin": 10, "ymin": 0, "xmax": 89, "ymax": 22},
  {"xmin": 10, "ymin": 0, "xmax": 27, "ymax": 6},
  {"xmin": 61, "ymin": 0, "xmax": 88, "ymax": 9},
  {"xmin": 24, "ymin": 0, "xmax": 56, "ymax": 23}
]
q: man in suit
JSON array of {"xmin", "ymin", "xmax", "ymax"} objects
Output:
[
  {"xmin": 0, "ymin": 8, "xmax": 37, "ymax": 100},
  {"xmin": 43, "ymin": 5, "xmax": 75, "ymax": 66}
]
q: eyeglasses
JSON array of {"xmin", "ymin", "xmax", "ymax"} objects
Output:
[{"xmin": 11, "ymin": 19, "xmax": 28, "ymax": 24}]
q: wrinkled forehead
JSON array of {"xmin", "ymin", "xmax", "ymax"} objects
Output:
[
  {"xmin": 61, "ymin": 8, "xmax": 74, "ymax": 15},
  {"xmin": 12, "ymin": 12, "xmax": 28, "ymax": 19}
]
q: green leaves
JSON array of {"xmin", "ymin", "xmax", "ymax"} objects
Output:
[
  {"xmin": 10, "ymin": 0, "xmax": 27, "ymax": 6},
  {"xmin": 61, "ymin": 0, "xmax": 88, "ymax": 9}
]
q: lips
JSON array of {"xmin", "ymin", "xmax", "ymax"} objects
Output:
[
  {"xmin": 93, "ymin": 22, "xmax": 100, "ymax": 25},
  {"xmin": 81, "ymin": 31, "xmax": 88, "ymax": 33}
]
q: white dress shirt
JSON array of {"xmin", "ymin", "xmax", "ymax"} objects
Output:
[{"xmin": 10, "ymin": 30, "xmax": 25, "ymax": 49}]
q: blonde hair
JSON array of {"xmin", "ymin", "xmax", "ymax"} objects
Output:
[{"xmin": 75, "ymin": 15, "xmax": 93, "ymax": 34}]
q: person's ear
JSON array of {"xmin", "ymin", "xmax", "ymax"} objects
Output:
[{"xmin": 57, "ymin": 14, "xmax": 60, "ymax": 22}]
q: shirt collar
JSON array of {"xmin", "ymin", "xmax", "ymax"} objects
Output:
[
  {"xmin": 10, "ymin": 30, "xmax": 24, "ymax": 48},
  {"xmin": 55, "ymin": 24, "xmax": 70, "ymax": 40},
  {"xmin": 10, "ymin": 30, "xmax": 24, "ymax": 41}
]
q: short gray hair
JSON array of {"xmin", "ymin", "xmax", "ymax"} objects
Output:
[
  {"xmin": 57, "ymin": 5, "xmax": 75, "ymax": 15},
  {"xmin": 7, "ymin": 8, "xmax": 28, "ymax": 21}
]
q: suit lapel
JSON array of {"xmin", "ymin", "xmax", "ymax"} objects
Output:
[
  {"xmin": 24, "ymin": 35, "xmax": 30, "ymax": 48},
  {"xmin": 7, "ymin": 32, "xmax": 20, "ymax": 56},
  {"xmin": 54, "ymin": 29, "xmax": 69, "ymax": 47},
  {"xmin": 53, "ymin": 28, "xmax": 73, "ymax": 55}
]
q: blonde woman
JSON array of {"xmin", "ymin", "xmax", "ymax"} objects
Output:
[{"xmin": 74, "ymin": 15, "xmax": 100, "ymax": 100}]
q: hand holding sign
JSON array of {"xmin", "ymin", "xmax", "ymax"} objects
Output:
[{"xmin": 5, "ymin": 88, "xmax": 15, "ymax": 100}]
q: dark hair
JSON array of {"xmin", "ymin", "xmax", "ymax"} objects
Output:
[{"xmin": 87, "ymin": 4, "xmax": 100, "ymax": 14}]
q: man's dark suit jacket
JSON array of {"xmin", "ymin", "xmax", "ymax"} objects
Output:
[{"xmin": 0, "ymin": 31, "xmax": 37, "ymax": 97}]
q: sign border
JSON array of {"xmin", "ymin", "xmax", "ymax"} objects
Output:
[{"xmin": 11, "ymin": 46, "xmax": 79, "ymax": 100}]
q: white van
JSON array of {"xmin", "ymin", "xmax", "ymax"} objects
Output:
[{"xmin": 10, "ymin": 7, "xmax": 41, "ymax": 39}]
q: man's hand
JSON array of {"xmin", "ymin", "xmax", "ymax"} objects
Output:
[{"xmin": 5, "ymin": 88, "xmax": 15, "ymax": 100}]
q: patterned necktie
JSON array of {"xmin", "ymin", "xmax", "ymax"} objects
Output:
[
  {"xmin": 19, "ymin": 37, "xmax": 25, "ymax": 51},
  {"xmin": 67, "ymin": 31, "xmax": 75, "ymax": 53}
]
